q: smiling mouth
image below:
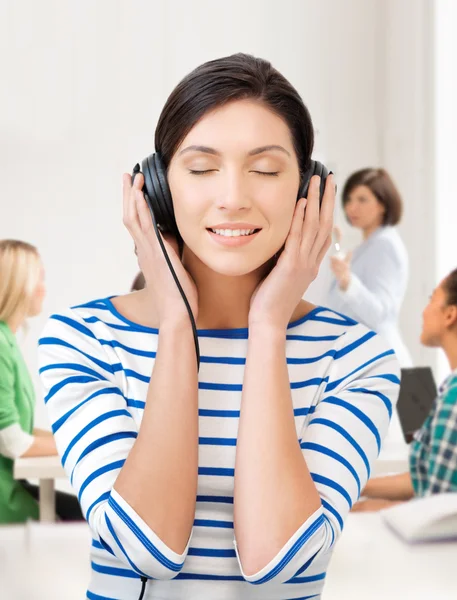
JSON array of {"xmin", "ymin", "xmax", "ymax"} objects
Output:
[{"xmin": 207, "ymin": 228, "xmax": 261, "ymax": 238}]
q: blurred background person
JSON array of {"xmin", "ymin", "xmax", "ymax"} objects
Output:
[
  {"xmin": 327, "ymin": 168, "xmax": 412, "ymax": 367},
  {"xmin": 353, "ymin": 267, "xmax": 457, "ymax": 511},
  {"xmin": 0, "ymin": 239, "xmax": 82, "ymax": 523}
]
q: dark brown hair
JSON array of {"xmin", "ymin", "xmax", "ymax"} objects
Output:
[
  {"xmin": 131, "ymin": 271, "xmax": 145, "ymax": 292},
  {"xmin": 155, "ymin": 53, "xmax": 314, "ymax": 179},
  {"xmin": 342, "ymin": 168, "xmax": 403, "ymax": 226},
  {"xmin": 443, "ymin": 268, "xmax": 457, "ymax": 306}
]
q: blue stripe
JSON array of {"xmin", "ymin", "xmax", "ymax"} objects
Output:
[
  {"xmin": 199, "ymin": 409, "xmax": 240, "ymax": 417},
  {"xmin": 39, "ymin": 363, "xmax": 106, "ymax": 379},
  {"xmin": 291, "ymin": 377, "xmax": 328, "ymax": 390},
  {"xmin": 188, "ymin": 547, "xmax": 236, "ymax": 558},
  {"xmin": 310, "ymin": 314, "xmax": 355, "ymax": 325},
  {"xmin": 322, "ymin": 396, "xmax": 381, "ymax": 451},
  {"xmin": 104, "ymin": 513, "xmax": 150, "ymax": 577},
  {"xmin": 291, "ymin": 551, "xmax": 320, "ymax": 577},
  {"xmin": 108, "ymin": 496, "xmax": 184, "ymax": 571},
  {"xmin": 287, "ymin": 571, "xmax": 326, "ymax": 584},
  {"xmin": 91, "ymin": 560, "xmax": 140, "ymax": 579},
  {"xmin": 126, "ymin": 399, "xmax": 146, "ymax": 409},
  {"xmin": 334, "ymin": 331, "xmax": 376, "ymax": 359},
  {"xmin": 99, "ymin": 339, "xmax": 157, "ymax": 358},
  {"xmin": 78, "ymin": 460, "xmax": 125, "ymax": 502},
  {"xmin": 286, "ymin": 334, "xmax": 341, "ymax": 342},
  {"xmin": 38, "ymin": 337, "xmax": 114, "ymax": 373},
  {"xmin": 50, "ymin": 314, "xmax": 98, "ymax": 339},
  {"xmin": 196, "ymin": 495, "xmax": 234, "ymax": 504},
  {"xmin": 347, "ymin": 387, "xmax": 393, "ymax": 417},
  {"xmin": 91, "ymin": 536, "xmax": 115, "ymax": 556},
  {"xmin": 198, "ymin": 467, "xmax": 235, "ymax": 477},
  {"xmin": 367, "ymin": 373, "xmax": 401, "ymax": 385},
  {"xmin": 86, "ymin": 491, "xmax": 110, "ymax": 521},
  {"xmin": 199, "ymin": 437, "xmax": 237, "ymax": 446},
  {"xmin": 176, "ymin": 573, "xmax": 244, "ymax": 581},
  {"xmin": 301, "ymin": 442, "xmax": 361, "ymax": 495},
  {"xmin": 286, "ymin": 351, "xmax": 336, "ymax": 365},
  {"xmin": 251, "ymin": 514, "xmax": 325, "ymax": 584},
  {"xmin": 52, "ymin": 387, "xmax": 124, "ymax": 434},
  {"xmin": 124, "ymin": 369, "xmax": 150, "ymax": 383},
  {"xmin": 308, "ymin": 417, "xmax": 370, "ymax": 478},
  {"xmin": 325, "ymin": 350, "xmax": 395, "ymax": 391},
  {"xmin": 194, "ymin": 519, "xmax": 233, "ymax": 529},
  {"xmin": 199, "ymin": 382, "xmax": 242, "ymax": 391},
  {"xmin": 200, "ymin": 355, "xmax": 245, "ymax": 365},
  {"xmin": 294, "ymin": 406, "xmax": 316, "ymax": 417},
  {"xmin": 311, "ymin": 473, "xmax": 353, "ymax": 508},
  {"xmin": 83, "ymin": 315, "xmax": 140, "ymax": 331},
  {"xmin": 74, "ymin": 299, "xmax": 110, "ymax": 310},
  {"xmin": 45, "ymin": 374, "xmax": 105, "ymax": 404},
  {"xmin": 87, "ymin": 591, "xmax": 118, "ymax": 600},
  {"xmin": 321, "ymin": 498, "xmax": 343, "ymax": 531},
  {"xmin": 61, "ymin": 409, "xmax": 132, "ymax": 466},
  {"xmin": 71, "ymin": 432, "xmax": 137, "ymax": 484}
]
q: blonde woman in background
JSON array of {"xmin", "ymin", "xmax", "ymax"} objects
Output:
[{"xmin": 0, "ymin": 239, "xmax": 82, "ymax": 522}]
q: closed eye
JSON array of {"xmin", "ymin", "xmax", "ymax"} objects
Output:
[
  {"xmin": 189, "ymin": 169, "xmax": 218, "ymax": 175},
  {"xmin": 250, "ymin": 171, "xmax": 279, "ymax": 177}
]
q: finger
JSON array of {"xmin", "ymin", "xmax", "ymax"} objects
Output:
[
  {"xmin": 300, "ymin": 175, "xmax": 321, "ymax": 255},
  {"xmin": 284, "ymin": 197, "xmax": 307, "ymax": 254},
  {"xmin": 122, "ymin": 173, "xmax": 142, "ymax": 238},
  {"xmin": 136, "ymin": 188, "xmax": 155, "ymax": 235},
  {"xmin": 308, "ymin": 174, "xmax": 335, "ymax": 262},
  {"xmin": 316, "ymin": 234, "xmax": 332, "ymax": 267}
]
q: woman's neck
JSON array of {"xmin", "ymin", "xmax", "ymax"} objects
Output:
[
  {"xmin": 185, "ymin": 254, "xmax": 269, "ymax": 330},
  {"xmin": 6, "ymin": 313, "xmax": 24, "ymax": 334},
  {"xmin": 362, "ymin": 223, "xmax": 382, "ymax": 241},
  {"xmin": 442, "ymin": 336, "xmax": 457, "ymax": 372}
]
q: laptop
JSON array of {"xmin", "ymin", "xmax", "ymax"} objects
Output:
[{"xmin": 397, "ymin": 367, "xmax": 437, "ymax": 441}]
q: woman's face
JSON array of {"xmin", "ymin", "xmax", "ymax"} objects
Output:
[
  {"xmin": 421, "ymin": 279, "xmax": 457, "ymax": 347},
  {"xmin": 28, "ymin": 262, "xmax": 46, "ymax": 317},
  {"xmin": 344, "ymin": 185, "xmax": 385, "ymax": 232},
  {"xmin": 167, "ymin": 99, "xmax": 301, "ymax": 277}
]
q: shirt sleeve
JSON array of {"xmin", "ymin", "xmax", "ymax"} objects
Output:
[
  {"xmin": 0, "ymin": 423, "xmax": 34, "ymax": 459},
  {"xmin": 424, "ymin": 383, "xmax": 457, "ymax": 495},
  {"xmin": 0, "ymin": 344, "xmax": 22, "ymax": 431},
  {"xmin": 238, "ymin": 325, "xmax": 400, "ymax": 585},
  {"xmin": 38, "ymin": 309, "xmax": 189, "ymax": 580},
  {"xmin": 334, "ymin": 239, "xmax": 402, "ymax": 330}
]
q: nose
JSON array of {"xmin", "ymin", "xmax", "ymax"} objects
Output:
[{"xmin": 216, "ymin": 172, "xmax": 251, "ymax": 212}]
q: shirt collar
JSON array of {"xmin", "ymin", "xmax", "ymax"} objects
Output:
[{"xmin": 438, "ymin": 368, "xmax": 457, "ymax": 395}]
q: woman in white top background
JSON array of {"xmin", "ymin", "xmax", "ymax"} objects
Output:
[{"xmin": 328, "ymin": 168, "xmax": 412, "ymax": 367}]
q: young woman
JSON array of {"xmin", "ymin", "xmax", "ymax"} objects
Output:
[
  {"xmin": 353, "ymin": 268, "xmax": 457, "ymax": 512},
  {"xmin": 327, "ymin": 168, "xmax": 412, "ymax": 367},
  {"xmin": 38, "ymin": 54, "xmax": 400, "ymax": 600},
  {"xmin": 0, "ymin": 239, "xmax": 82, "ymax": 522}
]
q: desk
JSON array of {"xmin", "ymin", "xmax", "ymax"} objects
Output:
[
  {"xmin": 14, "ymin": 455, "xmax": 66, "ymax": 522},
  {"xmin": 324, "ymin": 512, "xmax": 457, "ymax": 599}
]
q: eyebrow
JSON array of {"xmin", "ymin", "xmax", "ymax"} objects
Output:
[{"xmin": 178, "ymin": 144, "xmax": 291, "ymax": 157}]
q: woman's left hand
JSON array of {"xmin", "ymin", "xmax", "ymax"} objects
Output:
[
  {"xmin": 330, "ymin": 252, "xmax": 352, "ymax": 291},
  {"xmin": 249, "ymin": 174, "xmax": 335, "ymax": 330}
]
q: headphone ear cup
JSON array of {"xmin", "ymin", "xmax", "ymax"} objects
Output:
[
  {"xmin": 152, "ymin": 154, "xmax": 180, "ymax": 241},
  {"xmin": 298, "ymin": 160, "xmax": 329, "ymax": 204}
]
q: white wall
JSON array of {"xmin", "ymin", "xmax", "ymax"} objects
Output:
[
  {"xmin": 0, "ymin": 0, "xmax": 438, "ymax": 427},
  {"xmin": 435, "ymin": 0, "xmax": 457, "ymax": 381}
]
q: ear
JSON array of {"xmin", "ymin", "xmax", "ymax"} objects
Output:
[{"xmin": 445, "ymin": 305, "xmax": 457, "ymax": 328}]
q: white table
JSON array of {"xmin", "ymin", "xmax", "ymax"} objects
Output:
[
  {"xmin": 14, "ymin": 455, "xmax": 66, "ymax": 522},
  {"xmin": 324, "ymin": 512, "xmax": 457, "ymax": 599}
]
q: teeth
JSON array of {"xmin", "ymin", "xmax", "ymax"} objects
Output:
[{"xmin": 211, "ymin": 228, "xmax": 256, "ymax": 237}]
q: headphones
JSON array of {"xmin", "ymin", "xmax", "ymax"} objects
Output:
[{"xmin": 131, "ymin": 154, "xmax": 329, "ymax": 372}]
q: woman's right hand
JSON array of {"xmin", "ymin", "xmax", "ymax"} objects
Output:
[{"xmin": 122, "ymin": 172, "xmax": 198, "ymax": 326}]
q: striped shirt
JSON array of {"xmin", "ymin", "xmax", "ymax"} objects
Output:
[
  {"xmin": 410, "ymin": 370, "xmax": 457, "ymax": 496},
  {"xmin": 38, "ymin": 297, "xmax": 400, "ymax": 600}
]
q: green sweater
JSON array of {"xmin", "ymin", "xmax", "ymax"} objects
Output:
[{"xmin": 0, "ymin": 321, "xmax": 39, "ymax": 522}]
